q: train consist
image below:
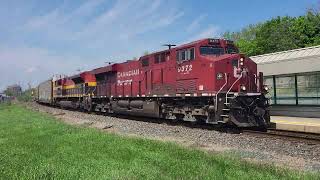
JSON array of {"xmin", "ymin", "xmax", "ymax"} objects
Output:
[{"xmin": 36, "ymin": 38, "xmax": 270, "ymax": 128}]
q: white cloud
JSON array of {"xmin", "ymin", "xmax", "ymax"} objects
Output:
[
  {"xmin": 25, "ymin": 9, "xmax": 61, "ymax": 30},
  {"xmin": 26, "ymin": 66, "xmax": 38, "ymax": 73},
  {"xmin": 186, "ymin": 14, "xmax": 207, "ymax": 33},
  {"xmin": 23, "ymin": 0, "xmax": 184, "ymax": 43},
  {"xmin": 186, "ymin": 25, "xmax": 220, "ymax": 43},
  {"xmin": 0, "ymin": 0, "xmax": 223, "ymax": 91},
  {"xmin": 24, "ymin": 0, "xmax": 105, "ymax": 39},
  {"xmin": 67, "ymin": 0, "xmax": 105, "ymax": 19},
  {"xmin": 0, "ymin": 46, "xmax": 98, "ymax": 90}
]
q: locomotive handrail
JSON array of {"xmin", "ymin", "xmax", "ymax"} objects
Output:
[
  {"xmin": 254, "ymin": 74, "xmax": 257, "ymax": 91},
  {"xmin": 215, "ymin": 73, "xmax": 228, "ymax": 112},
  {"xmin": 92, "ymin": 86, "xmax": 97, "ymax": 96},
  {"xmin": 84, "ymin": 84, "xmax": 97, "ymax": 97},
  {"xmin": 254, "ymin": 74, "xmax": 257, "ymax": 84},
  {"xmin": 225, "ymin": 71, "xmax": 244, "ymax": 104}
]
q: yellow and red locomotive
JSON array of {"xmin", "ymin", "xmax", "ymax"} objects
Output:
[{"xmin": 36, "ymin": 38, "xmax": 270, "ymax": 128}]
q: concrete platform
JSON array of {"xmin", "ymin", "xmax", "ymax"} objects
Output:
[
  {"xmin": 271, "ymin": 116, "xmax": 320, "ymax": 134},
  {"xmin": 270, "ymin": 106, "xmax": 320, "ymax": 118}
]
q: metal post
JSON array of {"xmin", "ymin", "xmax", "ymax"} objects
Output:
[
  {"xmin": 295, "ymin": 74, "xmax": 298, "ymax": 105},
  {"xmin": 273, "ymin": 75, "xmax": 277, "ymax": 105}
]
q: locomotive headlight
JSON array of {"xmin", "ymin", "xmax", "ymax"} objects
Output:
[
  {"xmin": 240, "ymin": 85, "xmax": 246, "ymax": 91},
  {"xmin": 262, "ymin": 85, "xmax": 269, "ymax": 94},
  {"xmin": 239, "ymin": 58, "xmax": 244, "ymax": 66}
]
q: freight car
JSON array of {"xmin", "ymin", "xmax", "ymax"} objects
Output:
[
  {"xmin": 36, "ymin": 80, "xmax": 53, "ymax": 104},
  {"xmin": 37, "ymin": 38, "xmax": 270, "ymax": 128}
]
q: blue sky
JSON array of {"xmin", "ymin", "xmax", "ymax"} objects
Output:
[{"xmin": 0, "ymin": 0, "xmax": 318, "ymax": 91}]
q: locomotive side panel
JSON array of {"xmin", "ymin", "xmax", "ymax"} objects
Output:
[
  {"xmin": 151, "ymin": 51, "xmax": 176, "ymax": 96},
  {"xmin": 96, "ymin": 73, "xmax": 116, "ymax": 97},
  {"xmin": 115, "ymin": 61, "xmax": 141, "ymax": 97}
]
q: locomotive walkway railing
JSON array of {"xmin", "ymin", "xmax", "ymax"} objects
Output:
[{"xmin": 225, "ymin": 71, "xmax": 244, "ymax": 105}]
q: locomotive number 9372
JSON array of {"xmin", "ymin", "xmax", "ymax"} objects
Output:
[{"xmin": 36, "ymin": 38, "xmax": 270, "ymax": 129}]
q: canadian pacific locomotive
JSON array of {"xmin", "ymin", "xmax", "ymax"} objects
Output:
[{"xmin": 36, "ymin": 38, "xmax": 270, "ymax": 128}]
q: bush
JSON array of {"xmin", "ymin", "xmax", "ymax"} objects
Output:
[{"xmin": 17, "ymin": 89, "xmax": 33, "ymax": 102}]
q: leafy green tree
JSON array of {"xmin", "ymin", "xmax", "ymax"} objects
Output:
[
  {"xmin": 17, "ymin": 89, "xmax": 34, "ymax": 102},
  {"xmin": 4, "ymin": 89, "xmax": 13, "ymax": 97},
  {"xmin": 256, "ymin": 16, "xmax": 298, "ymax": 54},
  {"xmin": 224, "ymin": 8, "xmax": 320, "ymax": 56},
  {"xmin": 224, "ymin": 24, "xmax": 263, "ymax": 56}
]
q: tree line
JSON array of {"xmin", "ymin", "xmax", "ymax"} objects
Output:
[{"xmin": 224, "ymin": 8, "xmax": 320, "ymax": 56}]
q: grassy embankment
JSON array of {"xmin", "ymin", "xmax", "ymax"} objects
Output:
[{"xmin": 0, "ymin": 104, "xmax": 318, "ymax": 179}]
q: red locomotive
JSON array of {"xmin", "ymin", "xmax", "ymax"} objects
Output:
[{"xmin": 36, "ymin": 38, "xmax": 270, "ymax": 128}]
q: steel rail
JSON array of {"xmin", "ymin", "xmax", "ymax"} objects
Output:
[{"xmin": 243, "ymin": 129, "xmax": 320, "ymax": 142}]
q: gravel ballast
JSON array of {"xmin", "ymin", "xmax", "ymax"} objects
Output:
[{"xmin": 26, "ymin": 102, "xmax": 320, "ymax": 171}]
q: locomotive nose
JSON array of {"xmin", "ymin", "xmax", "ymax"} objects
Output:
[
  {"xmin": 253, "ymin": 107, "xmax": 265, "ymax": 117},
  {"xmin": 229, "ymin": 95, "xmax": 270, "ymax": 128}
]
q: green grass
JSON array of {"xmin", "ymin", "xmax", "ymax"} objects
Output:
[{"xmin": 0, "ymin": 104, "xmax": 318, "ymax": 179}]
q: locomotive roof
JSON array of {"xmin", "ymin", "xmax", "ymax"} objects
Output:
[
  {"xmin": 91, "ymin": 63, "xmax": 118, "ymax": 75},
  {"xmin": 68, "ymin": 74, "xmax": 81, "ymax": 79},
  {"xmin": 56, "ymin": 38, "xmax": 231, "ymax": 79},
  {"xmin": 138, "ymin": 38, "xmax": 214, "ymax": 59},
  {"xmin": 172, "ymin": 38, "xmax": 208, "ymax": 50}
]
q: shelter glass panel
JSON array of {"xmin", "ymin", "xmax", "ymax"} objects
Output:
[
  {"xmin": 297, "ymin": 72, "xmax": 320, "ymax": 105},
  {"xmin": 275, "ymin": 76, "xmax": 296, "ymax": 104}
]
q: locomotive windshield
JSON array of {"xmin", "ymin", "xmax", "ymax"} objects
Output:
[
  {"xmin": 226, "ymin": 46, "xmax": 239, "ymax": 54},
  {"xmin": 200, "ymin": 45, "xmax": 239, "ymax": 56},
  {"xmin": 200, "ymin": 46, "xmax": 224, "ymax": 56}
]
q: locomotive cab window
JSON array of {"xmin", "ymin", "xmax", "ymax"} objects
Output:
[
  {"xmin": 226, "ymin": 46, "xmax": 239, "ymax": 54},
  {"xmin": 141, "ymin": 58, "xmax": 149, "ymax": 67},
  {"xmin": 154, "ymin": 53, "xmax": 166, "ymax": 64},
  {"xmin": 176, "ymin": 47, "xmax": 195, "ymax": 63},
  {"xmin": 232, "ymin": 59, "xmax": 238, "ymax": 67},
  {"xmin": 200, "ymin": 46, "xmax": 224, "ymax": 56}
]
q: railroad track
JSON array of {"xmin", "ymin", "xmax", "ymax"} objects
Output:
[
  {"xmin": 243, "ymin": 129, "xmax": 320, "ymax": 142},
  {"xmin": 96, "ymin": 111, "xmax": 320, "ymax": 142},
  {"xmin": 33, "ymin": 103, "xmax": 320, "ymax": 142},
  {"xmin": 92, "ymin": 111, "xmax": 320, "ymax": 141}
]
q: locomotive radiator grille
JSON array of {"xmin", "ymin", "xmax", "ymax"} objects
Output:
[{"xmin": 176, "ymin": 79, "xmax": 197, "ymax": 93}]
